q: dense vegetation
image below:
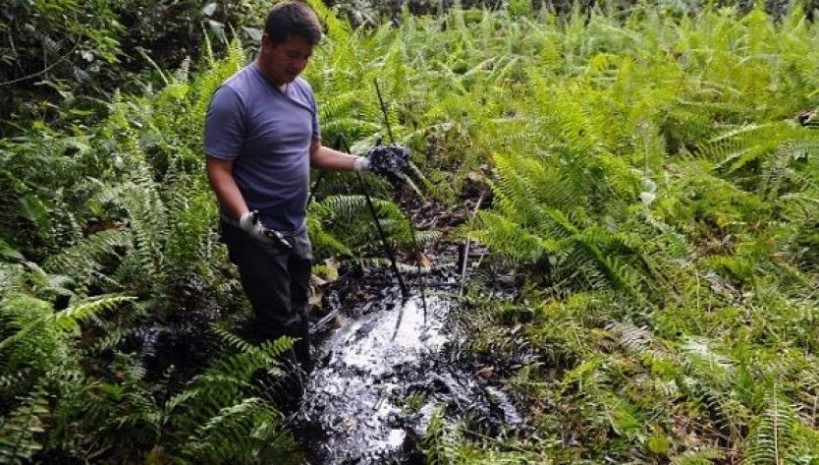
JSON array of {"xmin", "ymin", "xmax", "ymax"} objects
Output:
[{"xmin": 2, "ymin": 0, "xmax": 818, "ymax": 463}]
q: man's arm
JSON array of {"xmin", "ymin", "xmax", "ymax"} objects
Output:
[
  {"xmin": 206, "ymin": 156, "xmax": 248, "ymax": 220},
  {"xmin": 309, "ymin": 137, "xmax": 363, "ymax": 171}
]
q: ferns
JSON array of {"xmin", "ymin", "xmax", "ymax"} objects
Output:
[
  {"xmin": 163, "ymin": 180, "xmax": 220, "ymax": 275},
  {"xmin": 309, "ymin": 194, "xmax": 421, "ymax": 260},
  {"xmin": 0, "ymin": 293, "xmax": 129, "ymax": 378},
  {"xmin": 1, "ymin": 273, "xmax": 298, "ymax": 464},
  {"xmin": 182, "ymin": 338, "xmax": 294, "ymax": 418},
  {"xmin": 424, "ymin": 409, "xmax": 460, "ymax": 465},
  {"xmin": 181, "ymin": 397, "xmax": 286, "ymax": 464},
  {"xmin": 0, "ymin": 388, "xmax": 50, "ymax": 465},
  {"xmin": 743, "ymin": 395, "xmax": 803, "ymax": 465},
  {"xmin": 169, "ymin": 338, "xmax": 297, "ymax": 464},
  {"xmin": 471, "ymin": 150, "xmax": 660, "ymax": 301},
  {"xmin": 0, "ymin": 39, "xmax": 304, "ymax": 463},
  {"xmin": 0, "ymin": 273, "xmax": 133, "ymax": 463}
]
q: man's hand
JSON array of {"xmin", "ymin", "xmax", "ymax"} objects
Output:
[
  {"xmin": 239, "ymin": 211, "xmax": 273, "ymax": 243},
  {"xmin": 359, "ymin": 144, "xmax": 411, "ymax": 183},
  {"xmin": 353, "ymin": 156, "xmax": 370, "ymax": 171},
  {"xmin": 239, "ymin": 211, "xmax": 292, "ymax": 250}
]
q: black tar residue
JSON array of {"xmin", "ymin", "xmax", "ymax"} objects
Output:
[{"xmin": 292, "ymin": 285, "xmax": 525, "ymax": 464}]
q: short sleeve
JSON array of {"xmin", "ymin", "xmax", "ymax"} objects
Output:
[
  {"xmin": 313, "ymin": 102, "xmax": 321, "ymax": 139},
  {"xmin": 311, "ymin": 93, "xmax": 321, "ymax": 140},
  {"xmin": 204, "ymin": 86, "xmax": 246, "ymax": 159}
]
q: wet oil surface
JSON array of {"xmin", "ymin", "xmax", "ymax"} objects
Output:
[{"xmin": 294, "ymin": 292, "xmax": 523, "ymax": 464}]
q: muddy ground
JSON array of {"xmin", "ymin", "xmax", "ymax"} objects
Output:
[{"xmin": 294, "ymin": 263, "xmax": 528, "ymax": 464}]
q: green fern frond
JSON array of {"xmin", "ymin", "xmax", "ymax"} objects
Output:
[
  {"xmin": 309, "ymin": 193, "xmax": 418, "ymax": 257},
  {"xmin": 681, "ymin": 338, "xmax": 735, "ymax": 382},
  {"xmin": 42, "ymin": 228, "xmax": 132, "ymax": 277},
  {"xmin": 163, "ymin": 183, "xmax": 219, "ymax": 273},
  {"xmin": 742, "ymin": 395, "xmax": 801, "ymax": 465},
  {"xmin": 172, "ymin": 337, "xmax": 295, "ymax": 426},
  {"xmin": 706, "ymin": 123, "xmax": 780, "ymax": 173},
  {"xmin": 0, "ymin": 293, "xmax": 58, "ymax": 366},
  {"xmin": 679, "ymin": 376, "xmax": 745, "ymax": 441},
  {"xmin": 494, "ymin": 152, "xmax": 591, "ymax": 216},
  {"xmin": 211, "ymin": 326, "xmax": 255, "ymax": 353},
  {"xmin": 182, "ymin": 397, "xmax": 286, "ymax": 464},
  {"xmin": 414, "ymin": 229, "xmax": 443, "ymax": 246},
  {"xmin": 0, "ymin": 294, "xmax": 131, "ymax": 353},
  {"xmin": 317, "ymin": 90, "xmax": 381, "ymax": 143},
  {"xmin": 52, "ymin": 295, "xmax": 134, "ymax": 333},
  {"xmin": 307, "ymin": 217, "xmax": 353, "ymax": 257},
  {"xmin": 193, "ymin": 38, "xmax": 247, "ymax": 129},
  {"xmin": 120, "ymin": 183, "xmax": 168, "ymax": 277},
  {"xmin": 470, "ymin": 210, "xmax": 540, "ymax": 257},
  {"xmin": 83, "ymin": 297, "xmax": 146, "ymax": 352},
  {"xmin": 793, "ymin": 370, "xmax": 819, "ymax": 428},
  {"xmin": 423, "ymin": 408, "xmax": 460, "ymax": 465},
  {"xmin": 701, "ymin": 122, "xmax": 819, "ymax": 201},
  {"xmin": 607, "ymin": 321, "xmax": 654, "ymax": 354},
  {"xmin": 0, "ymin": 387, "xmax": 50, "ymax": 464}
]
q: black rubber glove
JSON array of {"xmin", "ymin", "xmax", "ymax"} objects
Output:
[{"xmin": 363, "ymin": 143, "xmax": 412, "ymax": 185}]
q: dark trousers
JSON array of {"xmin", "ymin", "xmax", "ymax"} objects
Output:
[{"xmin": 221, "ymin": 219, "xmax": 314, "ymax": 379}]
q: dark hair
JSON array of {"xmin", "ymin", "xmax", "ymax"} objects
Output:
[{"xmin": 264, "ymin": 1, "xmax": 323, "ymax": 46}]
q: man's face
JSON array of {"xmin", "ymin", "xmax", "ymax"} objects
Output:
[{"xmin": 261, "ymin": 34, "xmax": 314, "ymax": 86}]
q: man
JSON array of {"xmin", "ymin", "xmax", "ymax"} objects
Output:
[{"xmin": 204, "ymin": 1, "xmax": 374, "ymax": 403}]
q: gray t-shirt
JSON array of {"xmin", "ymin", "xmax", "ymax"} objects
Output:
[{"xmin": 204, "ymin": 65, "xmax": 320, "ymax": 231}]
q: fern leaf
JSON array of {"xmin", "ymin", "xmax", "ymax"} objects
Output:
[
  {"xmin": 743, "ymin": 395, "xmax": 801, "ymax": 465},
  {"xmin": 0, "ymin": 388, "xmax": 50, "ymax": 464}
]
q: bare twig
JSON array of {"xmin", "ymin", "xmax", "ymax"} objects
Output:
[
  {"xmin": 7, "ymin": 29, "xmax": 18, "ymax": 63},
  {"xmin": 459, "ymin": 192, "xmax": 485, "ymax": 297},
  {"xmin": 85, "ymin": 445, "xmax": 113, "ymax": 461},
  {"xmin": 0, "ymin": 42, "xmax": 80, "ymax": 87},
  {"xmin": 309, "ymin": 308, "xmax": 341, "ymax": 335}
]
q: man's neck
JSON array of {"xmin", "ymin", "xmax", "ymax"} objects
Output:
[{"xmin": 254, "ymin": 59, "xmax": 287, "ymax": 92}]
